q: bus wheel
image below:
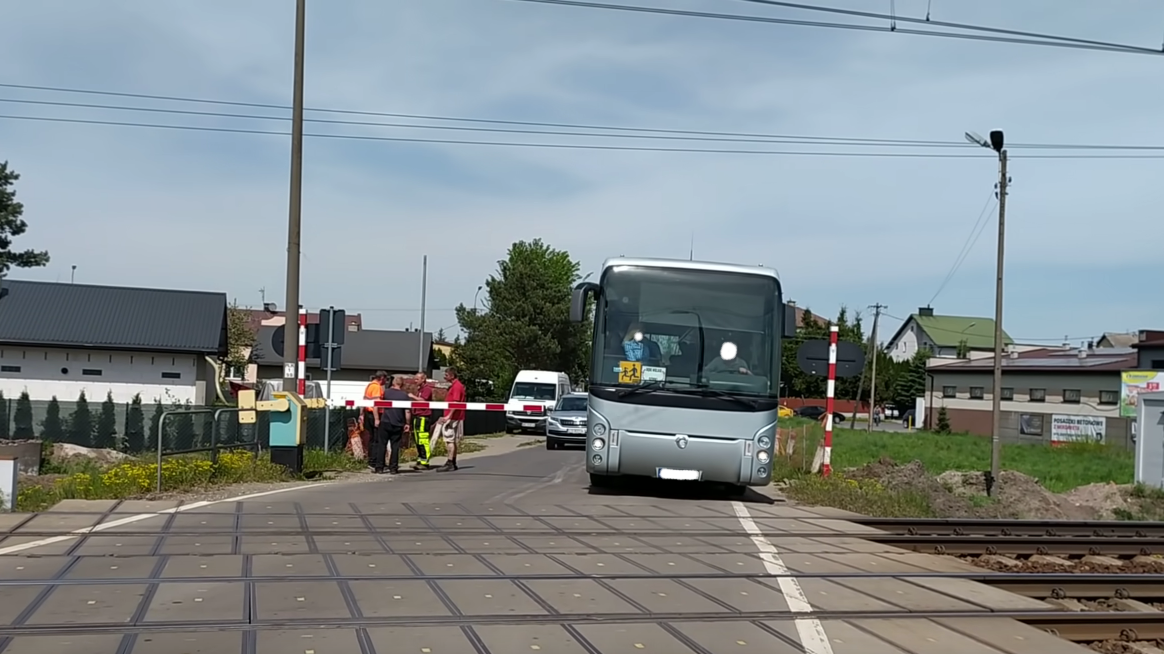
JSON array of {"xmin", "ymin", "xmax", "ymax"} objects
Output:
[{"xmin": 589, "ymin": 473, "xmax": 613, "ymax": 488}]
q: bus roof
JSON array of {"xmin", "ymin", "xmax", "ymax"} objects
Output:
[{"xmin": 599, "ymin": 257, "xmax": 779, "ymax": 280}]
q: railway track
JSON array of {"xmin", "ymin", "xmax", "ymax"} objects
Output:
[
  {"xmin": 866, "ymin": 533, "xmax": 1164, "ymax": 557},
  {"xmin": 851, "ymin": 517, "xmax": 1164, "ymax": 538}
]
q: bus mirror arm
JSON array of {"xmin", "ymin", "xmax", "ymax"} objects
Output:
[
  {"xmin": 570, "ymin": 282, "xmax": 599, "ymax": 323},
  {"xmin": 783, "ymin": 305, "xmax": 797, "ymax": 338}
]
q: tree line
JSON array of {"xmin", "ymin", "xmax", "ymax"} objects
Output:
[
  {"xmin": 450, "ymin": 239, "xmax": 930, "ymax": 410},
  {"xmin": 0, "ymin": 390, "xmax": 201, "ymax": 453}
]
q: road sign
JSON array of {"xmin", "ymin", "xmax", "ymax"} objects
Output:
[
  {"xmin": 283, "ymin": 362, "xmax": 296, "ymax": 378},
  {"xmin": 797, "ymin": 339, "xmax": 865, "ymax": 378}
]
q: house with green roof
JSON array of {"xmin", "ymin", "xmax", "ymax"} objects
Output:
[{"xmin": 886, "ymin": 307, "xmax": 1013, "ymax": 362}]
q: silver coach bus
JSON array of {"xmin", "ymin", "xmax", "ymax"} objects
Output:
[{"xmin": 569, "ymin": 257, "xmax": 795, "ymax": 495}]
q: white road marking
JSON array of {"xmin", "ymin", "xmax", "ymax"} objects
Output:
[
  {"xmin": 732, "ymin": 501, "xmax": 834, "ymax": 654},
  {"xmin": 0, "ymin": 484, "xmax": 333, "ymax": 556}
]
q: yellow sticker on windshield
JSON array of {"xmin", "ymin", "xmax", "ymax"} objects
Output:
[{"xmin": 618, "ymin": 360, "xmax": 642, "ymax": 384}]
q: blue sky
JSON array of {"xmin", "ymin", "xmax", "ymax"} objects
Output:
[{"xmin": 1, "ymin": 0, "xmax": 1161, "ymax": 345}]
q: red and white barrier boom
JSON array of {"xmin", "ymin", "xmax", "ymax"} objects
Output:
[{"xmin": 341, "ymin": 400, "xmax": 545, "ymax": 413}]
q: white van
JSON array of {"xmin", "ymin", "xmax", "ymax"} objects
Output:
[{"xmin": 506, "ymin": 370, "xmax": 572, "ymax": 433}]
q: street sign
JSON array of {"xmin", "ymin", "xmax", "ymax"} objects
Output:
[
  {"xmin": 319, "ymin": 308, "xmax": 346, "ymax": 346},
  {"xmin": 796, "ymin": 339, "xmax": 865, "ymax": 378},
  {"xmin": 283, "ymin": 362, "xmax": 296, "ymax": 378}
]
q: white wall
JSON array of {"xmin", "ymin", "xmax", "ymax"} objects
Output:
[{"xmin": 0, "ymin": 347, "xmax": 202, "ymax": 404}]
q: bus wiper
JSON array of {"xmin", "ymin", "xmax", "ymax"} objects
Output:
[
  {"xmin": 674, "ymin": 387, "xmax": 758, "ymax": 409},
  {"xmin": 615, "ymin": 380, "xmax": 668, "ymax": 398}
]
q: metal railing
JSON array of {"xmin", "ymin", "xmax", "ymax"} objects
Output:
[{"xmin": 154, "ymin": 407, "xmax": 260, "ymax": 492}]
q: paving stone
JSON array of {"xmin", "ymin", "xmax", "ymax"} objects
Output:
[
  {"xmin": 348, "ymin": 580, "xmax": 452, "ymax": 617},
  {"xmin": 634, "ymin": 535, "xmax": 725, "ymax": 553},
  {"xmin": 252, "ymin": 554, "xmax": 332, "ymax": 577},
  {"xmin": 330, "ymin": 553, "xmax": 414, "ymax": 577},
  {"xmin": 114, "ymin": 500, "xmax": 183, "ymax": 513},
  {"xmin": 552, "ymin": 553, "xmax": 648, "ymax": 575},
  {"xmin": 365, "ymin": 626, "xmax": 477, "ymax": 653},
  {"xmin": 171, "ymin": 513, "xmax": 237, "ymax": 531},
  {"xmin": 157, "ymin": 536, "xmax": 235, "ymax": 555},
  {"xmin": 482, "ymin": 553, "xmax": 577, "ymax": 576},
  {"xmin": 0, "ymin": 556, "xmax": 67, "ymax": 580},
  {"xmin": 253, "ymin": 581, "xmax": 350, "ymax": 620},
  {"xmin": 0, "ymin": 535, "xmax": 77, "ymax": 555},
  {"xmin": 162, "ymin": 555, "xmax": 244, "ymax": 578},
  {"xmin": 474, "ymin": 624, "xmax": 590, "ymax": 654},
  {"xmin": 765, "ymin": 619, "xmax": 910, "ymax": 654},
  {"xmin": 853, "ymin": 618, "xmax": 1002, "ymax": 653},
  {"xmin": 70, "ymin": 535, "xmax": 159, "ymax": 556},
  {"xmin": 785, "ymin": 578, "xmax": 908, "ymax": 612},
  {"xmin": 1, "ymin": 634, "xmax": 124, "ymax": 654},
  {"xmin": 238, "ymin": 536, "xmax": 311, "ymax": 555},
  {"xmin": 682, "ymin": 577, "xmax": 792, "ymax": 611},
  {"xmin": 936, "ymin": 617, "xmax": 1097, "ymax": 654},
  {"xmin": 437, "ymin": 579, "xmax": 549, "ymax": 615},
  {"xmin": 409, "ymin": 554, "xmax": 497, "ymax": 576},
  {"xmin": 25, "ymin": 584, "xmax": 148, "ymax": 625},
  {"xmin": 688, "ymin": 552, "xmax": 769, "ymax": 574},
  {"xmin": 511, "ymin": 536, "xmax": 595, "ymax": 553},
  {"xmin": 830, "ymin": 577, "xmax": 987, "ymax": 612},
  {"xmin": 143, "ymin": 582, "xmax": 245, "ymax": 622},
  {"xmin": 620, "ymin": 552, "xmax": 725, "ymax": 575},
  {"xmin": 424, "ymin": 516, "xmax": 496, "ymax": 531},
  {"xmin": 47, "ymin": 499, "xmax": 119, "ymax": 513},
  {"xmin": 671, "ymin": 620, "xmax": 803, "ymax": 653},
  {"xmin": 449, "ymin": 536, "xmax": 527, "ymax": 553},
  {"xmin": 312, "ymin": 536, "xmax": 387, "ymax": 553},
  {"xmin": 571, "ymin": 535, "xmax": 659, "ymax": 553},
  {"xmin": 574, "ymin": 622, "xmax": 688, "ymax": 653},
  {"xmin": 133, "ymin": 630, "xmax": 243, "ymax": 653},
  {"xmin": 522, "ymin": 579, "xmax": 641, "ymax": 614},
  {"xmin": 257, "ymin": 628, "xmax": 364, "ymax": 654},
  {"xmin": 902, "ymin": 576, "xmax": 1056, "ymax": 611},
  {"xmin": 603, "ymin": 578, "xmax": 732, "ymax": 614},
  {"xmin": 0, "ymin": 585, "xmax": 48, "ymax": 624},
  {"xmin": 16, "ymin": 513, "xmax": 103, "ymax": 532},
  {"xmin": 383, "ymin": 536, "xmax": 459, "ymax": 554}
]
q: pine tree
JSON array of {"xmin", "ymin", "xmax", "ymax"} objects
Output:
[
  {"xmin": 936, "ymin": 406, "xmax": 951, "ymax": 434},
  {"xmin": 125, "ymin": 394, "xmax": 146, "ymax": 453},
  {"xmin": 894, "ymin": 347, "xmax": 930, "ymax": 413},
  {"xmin": 0, "ymin": 391, "xmax": 9, "ymax": 439},
  {"xmin": 40, "ymin": 396, "xmax": 65, "ymax": 442},
  {"xmin": 68, "ymin": 390, "xmax": 94, "ymax": 447},
  {"xmin": 148, "ymin": 401, "xmax": 165, "ymax": 452},
  {"xmin": 12, "ymin": 390, "xmax": 33, "ymax": 439},
  {"xmin": 93, "ymin": 391, "xmax": 118, "ymax": 450}
]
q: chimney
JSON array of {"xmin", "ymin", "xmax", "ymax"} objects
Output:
[
  {"xmin": 1009, "ymin": 349, "xmax": 1018, "ymax": 359},
  {"xmin": 1078, "ymin": 347, "xmax": 1087, "ymax": 359},
  {"xmin": 918, "ymin": 306, "xmax": 934, "ymax": 317},
  {"xmin": 787, "ymin": 300, "xmax": 797, "ymax": 307},
  {"xmin": 1087, "ymin": 339, "xmax": 1094, "ymax": 352}
]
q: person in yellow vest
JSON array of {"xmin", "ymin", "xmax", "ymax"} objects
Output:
[{"xmin": 410, "ymin": 371, "xmax": 436, "ymax": 470}]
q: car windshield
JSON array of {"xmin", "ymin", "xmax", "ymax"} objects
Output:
[
  {"xmin": 557, "ymin": 396, "xmax": 588, "ymax": 411},
  {"xmin": 510, "ymin": 382, "xmax": 557, "ymax": 401},
  {"xmin": 590, "ymin": 265, "xmax": 781, "ymax": 397}
]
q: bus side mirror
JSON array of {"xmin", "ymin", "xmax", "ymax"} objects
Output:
[{"xmin": 570, "ymin": 282, "xmax": 598, "ymax": 323}]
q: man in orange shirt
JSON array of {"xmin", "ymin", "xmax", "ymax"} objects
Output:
[
  {"xmin": 432, "ymin": 367, "xmax": 466, "ymax": 472},
  {"xmin": 362, "ymin": 371, "xmax": 388, "ymax": 465}
]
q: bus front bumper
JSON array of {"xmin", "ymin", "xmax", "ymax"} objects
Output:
[{"xmin": 586, "ymin": 429, "xmax": 772, "ymax": 486}]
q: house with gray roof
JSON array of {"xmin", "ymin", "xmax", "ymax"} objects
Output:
[{"xmin": 0, "ymin": 279, "xmax": 228, "ymax": 404}]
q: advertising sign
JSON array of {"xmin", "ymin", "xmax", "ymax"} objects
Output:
[
  {"xmin": 1049, "ymin": 414, "xmax": 1106, "ymax": 444},
  {"xmin": 1121, "ymin": 371, "xmax": 1164, "ymax": 418}
]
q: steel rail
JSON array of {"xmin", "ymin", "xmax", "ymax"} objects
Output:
[
  {"xmin": 977, "ymin": 574, "xmax": 1164, "ymax": 599},
  {"xmin": 851, "ymin": 517, "xmax": 1164, "ymax": 538},
  {"xmin": 866, "ymin": 534, "xmax": 1164, "ymax": 557}
]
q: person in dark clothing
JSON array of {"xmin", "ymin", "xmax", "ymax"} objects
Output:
[{"xmin": 371, "ymin": 375, "xmax": 412, "ymax": 474}]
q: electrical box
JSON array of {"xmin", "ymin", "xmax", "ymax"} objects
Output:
[{"xmin": 1136, "ymin": 391, "xmax": 1164, "ymax": 488}]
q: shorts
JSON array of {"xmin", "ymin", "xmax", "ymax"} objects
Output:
[{"xmin": 438, "ymin": 419, "xmax": 464, "ymax": 443}]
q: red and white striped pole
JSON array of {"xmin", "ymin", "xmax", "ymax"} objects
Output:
[
  {"xmin": 297, "ymin": 306, "xmax": 307, "ymax": 395},
  {"xmin": 822, "ymin": 324, "xmax": 838, "ymax": 477}
]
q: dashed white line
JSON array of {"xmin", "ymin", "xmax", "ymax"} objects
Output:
[
  {"xmin": 732, "ymin": 501, "xmax": 835, "ymax": 654},
  {"xmin": 0, "ymin": 484, "xmax": 333, "ymax": 556}
]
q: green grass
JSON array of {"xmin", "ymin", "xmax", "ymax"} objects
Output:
[{"xmin": 771, "ymin": 420, "xmax": 1132, "ymax": 492}]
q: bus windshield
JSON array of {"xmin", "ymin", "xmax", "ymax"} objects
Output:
[{"xmin": 591, "ymin": 265, "xmax": 780, "ymax": 397}]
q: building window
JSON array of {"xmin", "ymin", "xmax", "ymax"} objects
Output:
[
  {"xmin": 1029, "ymin": 388, "xmax": 1046, "ymax": 402},
  {"xmin": 969, "ymin": 386, "xmax": 985, "ymax": 399},
  {"xmin": 942, "ymin": 386, "xmax": 956, "ymax": 398},
  {"xmin": 0, "ymin": 365, "xmax": 20, "ymax": 373},
  {"xmin": 1063, "ymin": 389, "xmax": 1081, "ymax": 404},
  {"xmin": 1099, "ymin": 390, "xmax": 1119, "ymax": 405},
  {"xmin": 82, "ymin": 369, "xmax": 102, "ymax": 376},
  {"xmin": 161, "ymin": 372, "xmax": 182, "ymax": 380},
  {"xmin": 1000, "ymin": 387, "xmax": 1014, "ymax": 401}
]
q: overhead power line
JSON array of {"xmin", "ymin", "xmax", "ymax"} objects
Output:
[
  {"xmin": 510, "ymin": 0, "xmax": 1164, "ymax": 56},
  {"xmin": 5, "ymin": 83, "xmax": 1164, "ymax": 154},
  {"xmin": 927, "ymin": 191, "xmax": 998, "ymax": 306}
]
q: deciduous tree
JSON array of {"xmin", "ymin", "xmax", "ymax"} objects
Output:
[
  {"xmin": 453, "ymin": 239, "xmax": 591, "ymax": 400},
  {"xmin": 0, "ymin": 161, "xmax": 50, "ymax": 274},
  {"xmin": 224, "ymin": 301, "xmax": 257, "ymax": 377}
]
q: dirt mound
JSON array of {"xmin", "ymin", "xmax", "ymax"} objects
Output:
[
  {"xmin": 845, "ymin": 457, "xmax": 976, "ymax": 517},
  {"xmin": 51, "ymin": 442, "xmax": 131, "ymax": 466}
]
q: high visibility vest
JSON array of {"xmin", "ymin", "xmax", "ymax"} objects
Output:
[{"xmin": 363, "ymin": 382, "xmax": 383, "ymax": 413}]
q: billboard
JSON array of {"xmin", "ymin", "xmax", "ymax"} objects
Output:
[
  {"xmin": 1050, "ymin": 414, "xmax": 1106, "ymax": 444},
  {"xmin": 1121, "ymin": 371, "xmax": 1164, "ymax": 418}
]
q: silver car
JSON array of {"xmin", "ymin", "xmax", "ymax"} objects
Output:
[{"xmin": 545, "ymin": 392, "xmax": 589, "ymax": 450}]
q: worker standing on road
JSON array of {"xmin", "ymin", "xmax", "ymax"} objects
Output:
[
  {"xmin": 372, "ymin": 375, "xmax": 411, "ymax": 475},
  {"xmin": 410, "ymin": 371, "xmax": 435, "ymax": 470},
  {"xmin": 432, "ymin": 367, "xmax": 466, "ymax": 472},
  {"xmin": 361, "ymin": 370, "xmax": 388, "ymax": 465}
]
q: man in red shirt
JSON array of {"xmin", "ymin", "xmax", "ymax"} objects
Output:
[
  {"xmin": 433, "ymin": 367, "xmax": 466, "ymax": 472},
  {"xmin": 410, "ymin": 371, "xmax": 435, "ymax": 470}
]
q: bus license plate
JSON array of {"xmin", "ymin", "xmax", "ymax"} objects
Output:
[{"xmin": 657, "ymin": 468, "xmax": 701, "ymax": 481}]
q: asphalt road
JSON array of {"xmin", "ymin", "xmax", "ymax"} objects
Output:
[{"xmin": 0, "ymin": 442, "xmax": 1082, "ymax": 654}]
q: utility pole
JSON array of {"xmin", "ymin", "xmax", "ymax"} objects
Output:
[
  {"xmin": 850, "ymin": 318, "xmax": 873, "ymax": 425},
  {"xmin": 866, "ymin": 303, "xmax": 886, "ymax": 433},
  {"xmin": 282, "ymin": 0, "xmax": 307, "ymax": 384},
  {"xmin": 990, "ymin": 149, "xmax": 1009, "ymax": 493},
  {"xmin": 418, "ymin": 255, "xmax": 428, "ymax": 372},
  {"xmin": 965, "ymin": 129, "xmax": 1007, "ymax": 496}
]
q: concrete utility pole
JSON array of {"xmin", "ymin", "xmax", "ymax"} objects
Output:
[
  {"xmin": 866, "ymin": 303, "xmax": 886, "ymax": 433},
  {"xmin": 965, "ymin": 129, "xmax": 1008, "ymax": 495},
  {"xmin": 282, "ymin": 0, "xmax": 307, "ymax": 381},
  {"xmin": 418, "ymin": 255, "xmax": 428, "ymax": 372}
]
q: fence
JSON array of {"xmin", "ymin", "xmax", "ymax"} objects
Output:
[{"xmin": 0, "ymin": 397, "xmax": 509, "ymax": 457}]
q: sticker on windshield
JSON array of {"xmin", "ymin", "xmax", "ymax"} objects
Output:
[
  {"xmin": 641, "ymin": 366, "xmax": 666, "ymax": 382},
  {"xmin": 618, "ymin": 360, "xmax": 642, "ymax": 384}
]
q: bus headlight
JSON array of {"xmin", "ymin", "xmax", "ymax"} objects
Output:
[
  {"xmin": 757, "ymin": 450, "xmax": 770, "ymax": 464},
  {"xmin": 591, "ymin": 438, "xmax": 606, "ymax": 451},
  {"xmin": 593, "ymin": 423, "xmax": 607, "ymax": 436},
  {"xmin": 757, "ymin": 435, "xmax": 772, "ymax": 450}
]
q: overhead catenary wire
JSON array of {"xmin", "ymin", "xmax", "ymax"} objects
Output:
[
  {"xmin": 927, "ymin": 191, "xmax": 998, "ymax": 306},
  {"xmin": 4, "ymin": 83, "xmax": 1164, "ymax": 153},
  {"xmin": 508, "ymin": 0, "xmax": 1164, "ymax": 57}
]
